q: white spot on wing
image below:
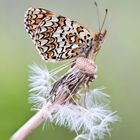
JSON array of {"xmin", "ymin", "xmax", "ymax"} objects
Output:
[
  {"xmin": 40, "ymin": 39, "xmax": 48, "ymax": 46},
  {"xmin": 40, "ymin": 26, "xmax": 47, "ymax": 33},
  {"xmin": 51, "ymin": 16, "xmax": 59, "ymax": 22},
  {"xmin": 44, "ymin": 21, "xmax": 53, "ymax": 27},
  {"xmin": 71, "ymin": 44, "xmax": 79, "ymax": 49}
]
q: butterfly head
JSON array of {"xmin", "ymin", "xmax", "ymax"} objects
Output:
[
  {"xmin": 92, "ymin": 30, "xmax": 107, "ymax": 60},
  {"xmin": 93, "ymin": 29, "xmax": 107, "ymax": 43}
]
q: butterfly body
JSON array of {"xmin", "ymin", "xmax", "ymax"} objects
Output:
[{"xmin": 24, "ymin": 8, "xmax": 106, "ymax": 61}]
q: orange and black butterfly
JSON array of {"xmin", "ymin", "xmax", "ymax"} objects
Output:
[{"xmin": 24, "ymin": 5, "xmax": 107, "ymax": 61}]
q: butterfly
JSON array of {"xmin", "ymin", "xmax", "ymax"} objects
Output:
[{"xmin": 24, "ymin": 7, "xmax": 107, "ymax": 61}]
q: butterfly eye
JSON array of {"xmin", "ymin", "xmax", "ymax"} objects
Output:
[{"xmin": 98, "ymin": 33, "xmax": 104, "ymax": 42}]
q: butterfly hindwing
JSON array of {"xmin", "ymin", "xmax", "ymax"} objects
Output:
[{"xmin": 24, "ymin": 8, "xmax": 94, "ymax": 61}]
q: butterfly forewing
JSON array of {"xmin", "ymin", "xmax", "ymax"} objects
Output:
[{"xmin": 24, "ymin": 8, "xmax": 94, "ymax": 61}]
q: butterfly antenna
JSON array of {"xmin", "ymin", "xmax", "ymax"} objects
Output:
[
  {"xmin": 100, "ymin": 9, "xmax": 108, "ymax": 33},
  {"xmin": 94, "ymin": 1, "xmax": 101, "ymax": 32}
]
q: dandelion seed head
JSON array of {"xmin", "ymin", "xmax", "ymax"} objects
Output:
[
  {"xmin": 50, "ymin": 102, "xmax": 118, "ymax": 140},
  {"xmin": 29, "ymin": 64, "xmax": 53, "ymax": 96},
  {"xmin": 29, "ymin": 64, "xmax": 118, "ymax": 140}
]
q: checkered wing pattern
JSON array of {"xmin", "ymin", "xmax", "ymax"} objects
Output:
[{"xmin": 24, "ymin": 8, "xmax": 94, "ymax": 61}]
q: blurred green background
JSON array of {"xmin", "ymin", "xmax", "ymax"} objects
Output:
[{"xmin": 0, "ymin": 0, "xmax": 140, "ymax": 140}]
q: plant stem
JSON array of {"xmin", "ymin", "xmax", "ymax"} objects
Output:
[{"xmin": 11, "ymin": 102, "xmax": 53, "ymax": 140}]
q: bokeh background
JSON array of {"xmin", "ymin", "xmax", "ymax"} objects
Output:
[{"xmin": 0, "ymin": 0, "xmax": 140, "ymax": 140}]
